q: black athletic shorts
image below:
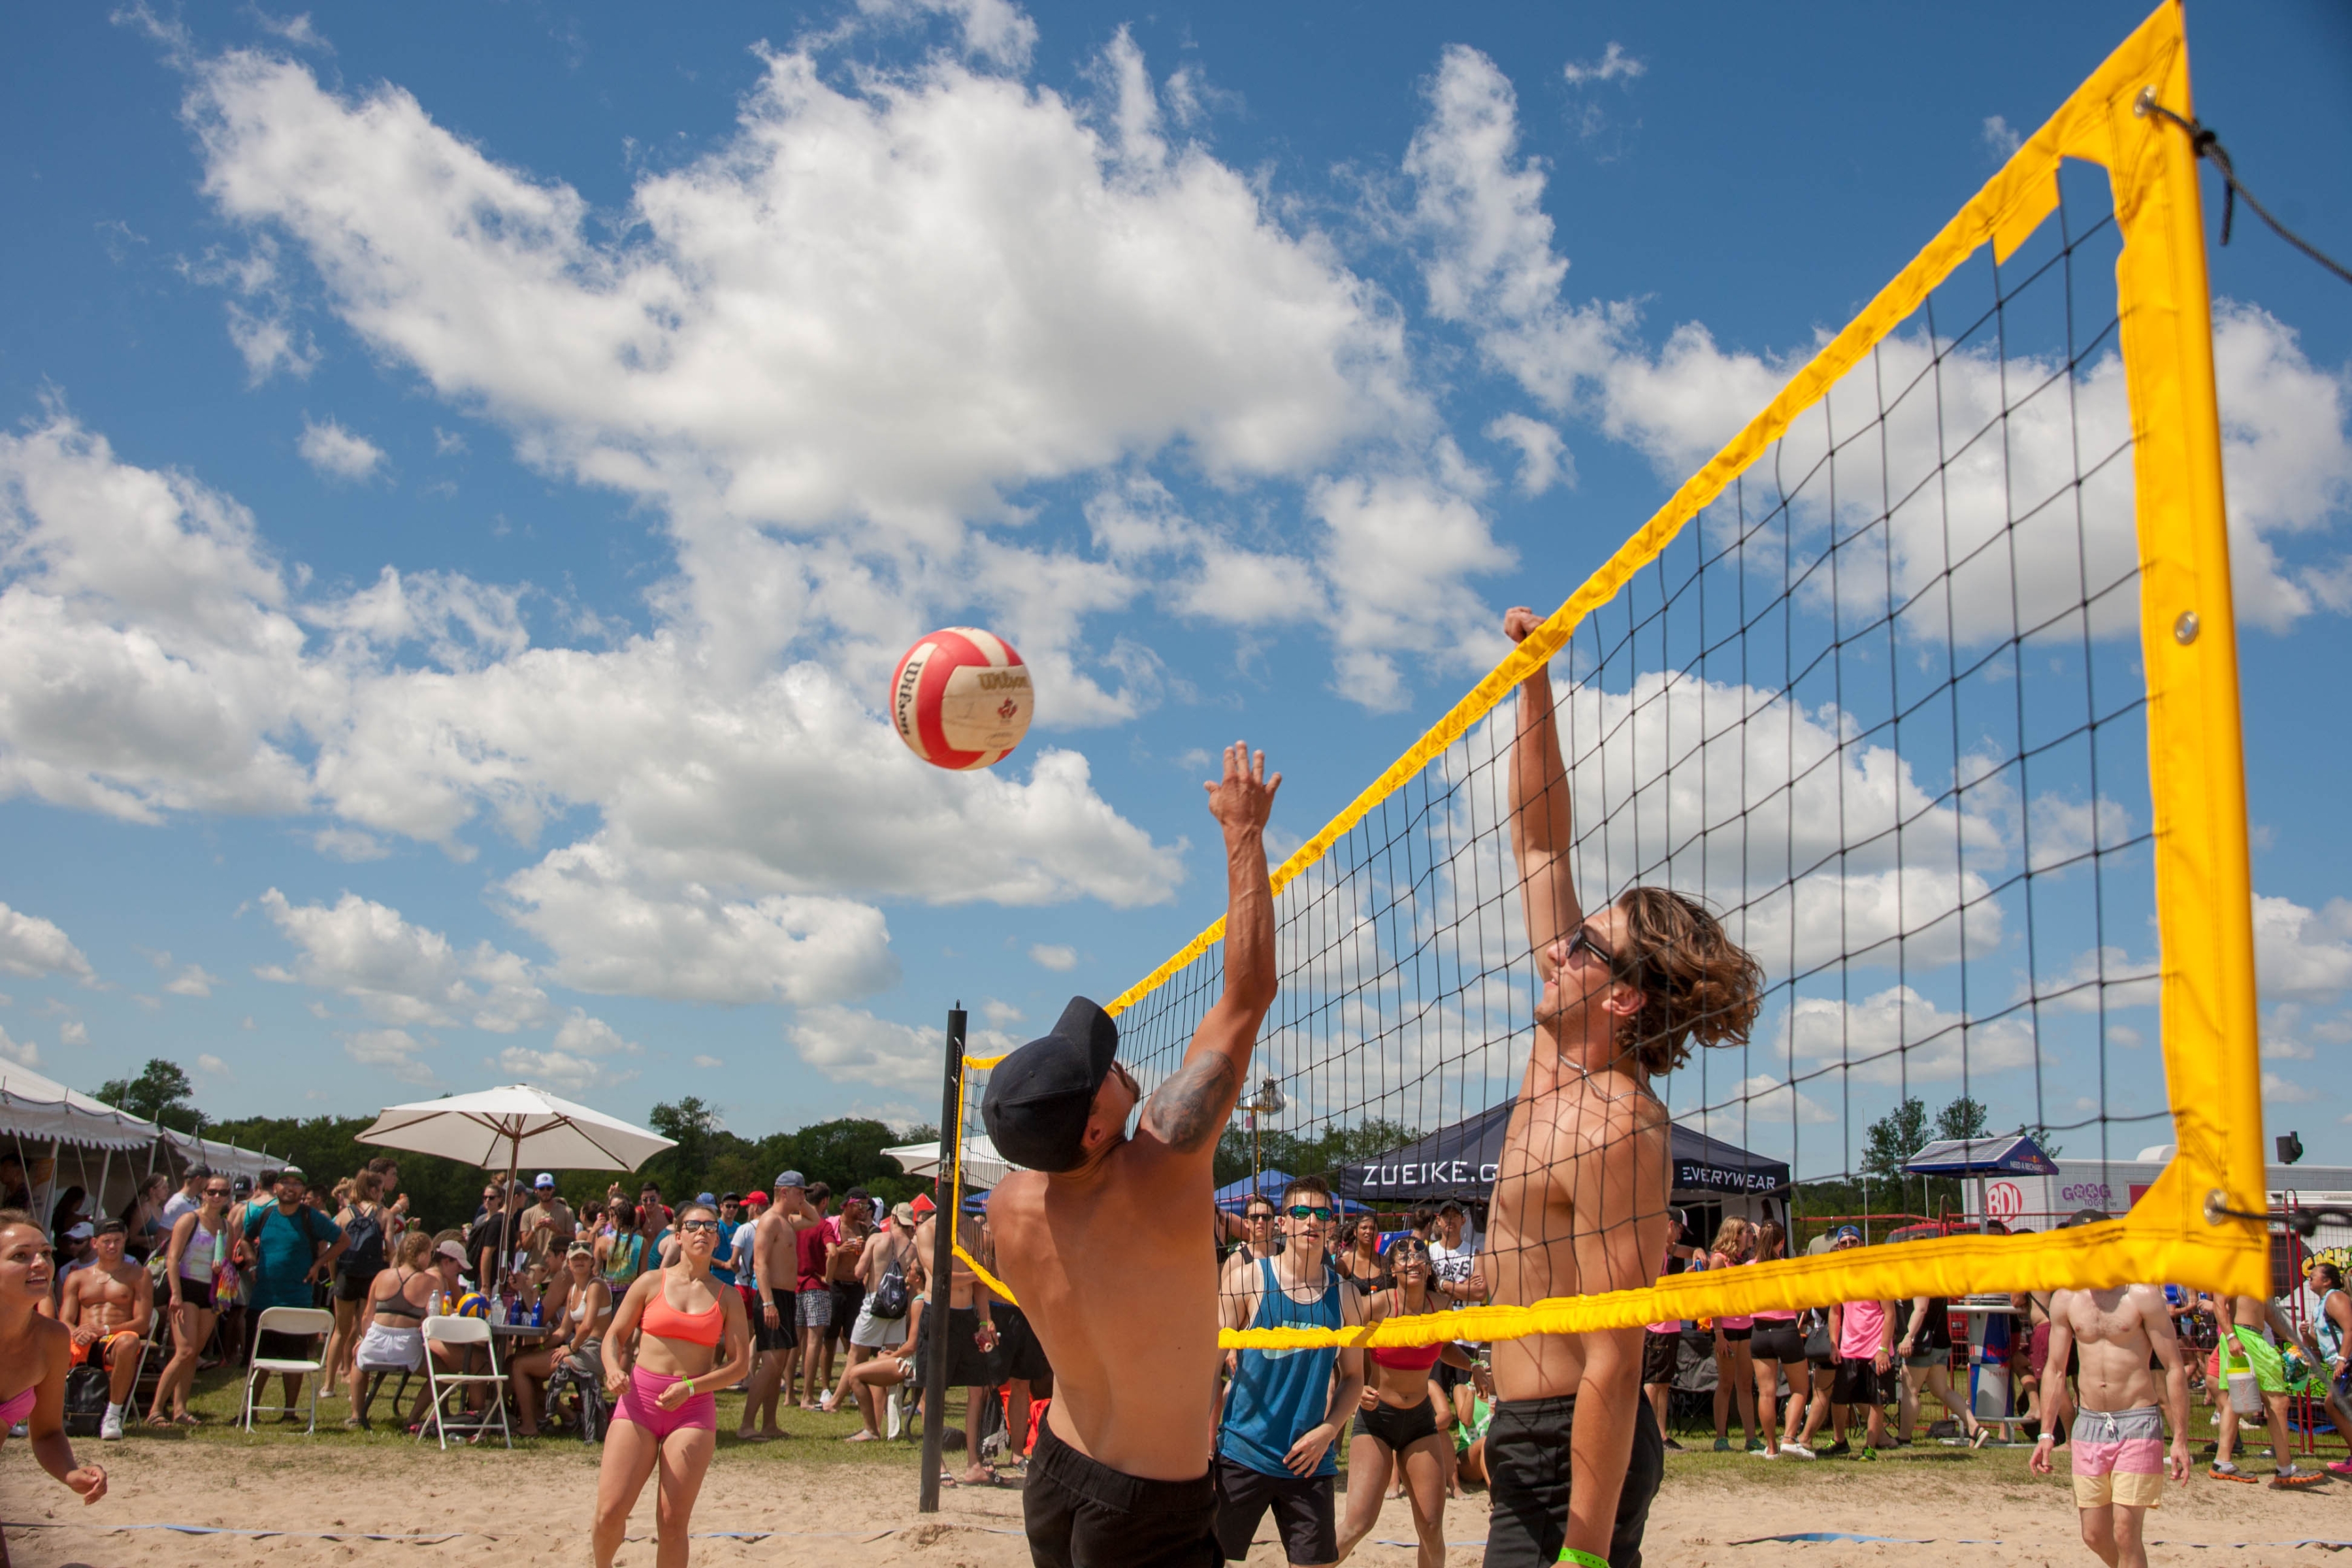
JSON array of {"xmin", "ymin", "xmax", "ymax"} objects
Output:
[
  {"xmin": 174, "ymin": 1278, "xmax": 216, "ymax": 1312},
  {"xmin": 1352, "ymin": 1396, "xmax": 1440, "ymax": 1451},
  {"xmin": 1213, "ymin": 1458, "xmax": 1336, "ymax": 1565},
  {"xmin": 995, "ymin": 1303, "xmax": 1053, "ymax": 1384},
  {"xmin": 1749, "ymin": 1322, "xmax": 1805, "ymax": 1363},
  {"xmin": 915, "ymin": 1304, "xmax": 1003, "ymax": 1388},
  {"xmin": 827, "ymin": 1281, "xmax": 864, "ymax": 1345},
  {"xmin": 1715, "ymin": 1323, "xmax": 1752, "ymax": 1343},
  {"xmin": 333, "ymin": 1265, "xmax": 382, "ymax": 1303},
  {"xmin": 1832, "ymin": 1358, "xmax": 1887, "ymax": 1407},
  {"xmin": 756, "ymin": 1288, "xmax": 796, "ymax": 1352},
  {"xmin": 1025, "ymin": 1420, "xmax": 1218, "ymax": 1568},
  {"xmin": 1483, "ymin": 1393, "xmax": 1663, "ymax": 1568},
  {"xmin": 1641, "ymin": 1328, "xmax": 1679, "ymax": 1388}
]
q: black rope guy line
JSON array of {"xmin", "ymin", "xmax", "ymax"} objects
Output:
[{"xmin": 2136, "ymin": 91, "xmax": 2352, "ymax": 289}]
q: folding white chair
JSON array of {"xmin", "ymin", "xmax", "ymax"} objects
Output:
[
  {"xmin": 418, "ymin": 1316, "xmax": 512, "ymax": 1450},
  {"xmin": 240, "ymin": 1305, "xmax": 334, "ymax": 1433}
]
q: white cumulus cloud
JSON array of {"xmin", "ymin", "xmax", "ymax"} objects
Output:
[
  {"xmin": 0, "ymin": 903, "xmax": 96, "ymax": 985},
  {"xmin": 295, "ymin": 417, "xmax": 384, "ymax": 482},
  {"xmin": 257, "ymin": 888, "xmax": 553, "ymax": 1032},
  {"xmin": 165, "ymin": 964, "xmax": 218, "ymax": 997},
  {"xmin": 2253, "ymin": 893, "xmax": 2352, "ymax": 1000}
]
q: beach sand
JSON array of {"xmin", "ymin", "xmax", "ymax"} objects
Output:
[{"xmin": 5, "ymin": 1431, "xmax": 2343, "ymax": 1566}]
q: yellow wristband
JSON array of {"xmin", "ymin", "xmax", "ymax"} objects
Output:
[
  {"xmin": 1560, "ymin": 1550, "xmax": 1609, "ymax": 1568},
  {"xmin": 680, "ymin": 1377, "xmax": 696, "ymax": 1396}
]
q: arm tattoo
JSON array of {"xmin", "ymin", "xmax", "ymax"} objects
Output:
[{"xmin": 1143, "ymin": 1053, "xmax": 1241, "ymax": 1153}]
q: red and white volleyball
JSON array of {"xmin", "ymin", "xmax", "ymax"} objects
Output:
[{"xmin": 889, "ymin": 627, "xmax": 1034, "ymax": 771}]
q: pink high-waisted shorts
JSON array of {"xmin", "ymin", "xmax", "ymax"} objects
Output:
[{"xmin": 615, "ymin": 1366, "xmax": 717, "ymax": 1440}]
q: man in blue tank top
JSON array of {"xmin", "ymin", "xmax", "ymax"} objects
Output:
[{"xmin": 1213, "ymin": 1175, "xmax": 1365, "ymax": 1567}]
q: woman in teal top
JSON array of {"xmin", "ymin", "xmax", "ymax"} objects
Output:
[{"xmin": 597, "ymin": 1201, "xmax": 646, "ymax": 1291}]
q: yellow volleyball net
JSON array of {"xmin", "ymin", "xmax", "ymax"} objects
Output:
[{"xmin": 952, "ymin": 0, "xmax": 2268, "ymax": 1350}]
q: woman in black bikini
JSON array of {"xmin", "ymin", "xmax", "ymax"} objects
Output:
[
  {"xmin": 1334, "ymin": 1237, "xmax": 1467, "ymax": 1568},
  {"xmin": 1337, "ymin": 1214, "xmax": 1390, "ymax": 1292},
  {"xmin": 0, "ymin": 1209, "xmax": 108, "ymax": 1561}
]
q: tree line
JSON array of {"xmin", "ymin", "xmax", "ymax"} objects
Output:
[{"xmin": 88, "ymin": 1060, "xmax": 937, "ymax": 1234}]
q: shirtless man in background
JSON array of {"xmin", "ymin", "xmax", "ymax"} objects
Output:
[
  {"xmin": 985, "ymin": 740, "xmax": 1280, "ymax": 1567},
  {"xmin": 913, "ymin": 1201, "xmax": 1004, "ymax": 1486},
  {"xmin": 57, "ymin": 1219, "xmax": 154, "ymax": 1442},
  {"xmin": 2210, "ymin": 1289, "xmax": 2327, "ymax": 1487},
  {"xmin": 1486, "ymin": 607, "xmax": 1764, "ymax": 1568},
  {"xmin": 736, "ymin": 1172, "xmax": 818, "ymax": 1442},
  {"xmin": 2028, "ymin": 1284, "xmax": 2190, "ymax": 1568}
]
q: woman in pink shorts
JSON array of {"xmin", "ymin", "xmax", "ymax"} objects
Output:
[{"xmin": 595, "ymin": 1201, "xmax": 751, "ymax": 1568}]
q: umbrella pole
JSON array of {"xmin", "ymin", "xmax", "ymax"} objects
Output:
[{"xmin": 498, "ymin": 1132, "xmax": 521, "ymax": 1304}]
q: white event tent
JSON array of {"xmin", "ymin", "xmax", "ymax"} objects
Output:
[{"xmin": 0, "ymin": 1062, "xmax": 275, "ymax": 1226}]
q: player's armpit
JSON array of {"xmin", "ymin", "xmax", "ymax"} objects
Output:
[{"xmin": 1141, "ymin": 1049, "xmax": 1239, "ymax": 1154}]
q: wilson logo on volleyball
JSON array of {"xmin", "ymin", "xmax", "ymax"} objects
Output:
[{"xmin": 889, "ymin": 627, "xmax": 1035, "ymax": 772}]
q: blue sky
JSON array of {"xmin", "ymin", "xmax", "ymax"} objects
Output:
[{"xmin": 2, "ymin": 1, "xmax": 2346, "ymax": 1166}]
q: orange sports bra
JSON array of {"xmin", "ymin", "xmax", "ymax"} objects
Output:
[{"xmin": 640, "ymin": 1273, "xmax": 724, "ymax": 1347}]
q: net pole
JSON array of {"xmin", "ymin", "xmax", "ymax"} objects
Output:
[{"xmin": 917, "ymin": 1002, "xmax": 966, "ymax": 1514}]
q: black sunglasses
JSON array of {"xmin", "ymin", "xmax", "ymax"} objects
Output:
[
  {"xmin": 676, "ymin": 1219, "xmax": 724, "ymax": 1234},
  {"xmin": 1286, "ymin": 1205, "xmax": 1334, "ymax": 1221},
  {"xmin": 1565, "ymin": 924, "xmax": 1620, "ymax": 972}
]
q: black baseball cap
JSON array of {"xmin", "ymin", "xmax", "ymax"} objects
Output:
[{"xmin": 982, "ymin": 996, "xmax": 1121, "ymax": 1173}]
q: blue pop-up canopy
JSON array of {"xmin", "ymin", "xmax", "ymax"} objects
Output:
[
  {"xmin": 1214, "ymin": 1169, "xmax": 1297, "ymax": 1212},
  {"xmin": 1903, "ymin": 1134, "xmax": 2059, "ymax": 1177}
]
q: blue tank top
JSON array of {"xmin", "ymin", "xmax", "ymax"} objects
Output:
[{"xmin": 1218, "ymin": 1258, "xmax": 1343, "ymax": 1477}]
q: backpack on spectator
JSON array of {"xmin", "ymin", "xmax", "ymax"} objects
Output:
[
  {"xmin": 868, "ymin": 1247, "xmax": 911, "ymax": 1321},
  {"xmin": 61, "ymin": 1365, "xmax": 109, "ymax": 1437},
  {"xmin": 342, "ymin": 1204, "xmax": 387, "ymax": 1275},
  {"xmin": 546, "ymin": 1356, "xmax": 612, "ymax": 1443}
]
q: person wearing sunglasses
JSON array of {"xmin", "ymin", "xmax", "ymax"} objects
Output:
[
  {"xmin": 1213, "ymin": 1176, "xmax": 1365, "ymax": 1568},
  {"xmin": 1483, "ymin": 606, "xmax": 1766, "ymax": 1568},
  {"xmin": 981, "ymin": 740, "xmax": 1282, "ymax": 1568},
  {"xmin": 593, "ymin": 1202, "xmax": 750, "ymax": 1568},
  {"xmin": 0, "ymin": 1209, "xmax": 108, "ymax": 1556},
  {"xmin": 1220, "ymin": 1196, "xmax": 1289, "ymax": 1298}
]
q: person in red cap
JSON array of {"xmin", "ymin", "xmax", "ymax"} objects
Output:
[{"xmin": 984, "ymin": 740, "xmax": 1280, "ymax": 1568}]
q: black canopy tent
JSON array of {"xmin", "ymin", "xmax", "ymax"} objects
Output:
[{"xmin": 1333, "ymin": 1100, "xmax": 1791, "ymax": 1209}]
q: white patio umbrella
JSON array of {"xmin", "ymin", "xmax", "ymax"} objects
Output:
[
  {"xmin": 882, "ymin": 1134, "xmax": 1015, "ymax": 1192},
  {"xmin": 355, "ymin": 1085, "xmax": 676, "ymax": 1288}
]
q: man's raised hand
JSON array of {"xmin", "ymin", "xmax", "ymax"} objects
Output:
[
  {"xmin": 1503, "ymin": 605, "xmax": 1543, "ymax": 644},
  {"xmin": 1205, "ymin": 741, "xmax": 1280, "ymax": 838}
]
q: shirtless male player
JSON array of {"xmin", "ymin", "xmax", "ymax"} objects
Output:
[
  {"xmin": 1484, "ymin": 606, "xmax": 1764, "ymax": 1568},
  {"xmin": 2027, "ymin": 1284, "xmax": 2191, "ymax": 1568},
  {"xmin": 57, "ymin": 1219, "xmax": 154, "ymax": 1442},
  {"xmin": 985, "ymin": 739, "xmax": 1280, "ymax": 1568}
]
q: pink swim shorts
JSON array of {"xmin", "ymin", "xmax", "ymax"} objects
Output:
[
  {"xmin": 615, "ymin": 1366, "xmax": 717, "ymax": 1441},
  {"xmin": 2071, "ymin": 1405, "xmax": 2166, "ymax": 1508}
]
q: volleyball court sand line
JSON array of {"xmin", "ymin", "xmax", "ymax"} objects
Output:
[{"xmin": 5, "ymin": 1445, "xmax": 2344, "ymax": 1567}]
